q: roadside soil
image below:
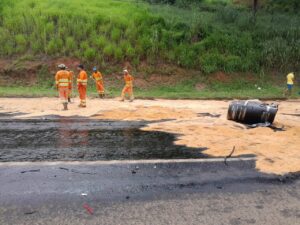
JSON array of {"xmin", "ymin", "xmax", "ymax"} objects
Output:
[{"xmin": 0, "ymin": 98, "xmax": 299, "ymax": 174}]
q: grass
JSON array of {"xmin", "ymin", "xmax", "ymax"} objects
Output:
[
  {"xmin": 0, "ymin": 0, "xmax": 299, "ymax": 99},
  {"xmin": 1, "ymin": 81, "xmax": 298, "ymax": 100},
  {"xmin": 0, "ymin": 0, "xmax": 299, "ymax": 73},
  {"xmin": 134, "ymin": 81, "xmax": 299, "ymax": 99}
]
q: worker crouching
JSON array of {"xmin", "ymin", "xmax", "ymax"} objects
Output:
[
  {"xmin": 55, "ymin": 64, "xmax": 71, "ymax": 110},
  {"xmin": 121, "ymin": 69, "xmax": 134, "ymax": 102},
  {"xmin": 92, "ymin": 66, "xmax": 105, "ymax": 98},
  {"xmin": 77, "ymin": 64, "xmax": 88, "ymax": 108}
]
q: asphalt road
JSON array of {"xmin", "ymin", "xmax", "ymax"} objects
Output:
[
  {"xmin": 0, "ymin": 117, "xmax": 299, "ymax": 225},
  {"xmin": 0, "ymin": 159, "xmax": 299, "ymax": 225}
]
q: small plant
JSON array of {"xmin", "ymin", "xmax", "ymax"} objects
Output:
[
  {"xmin": 84, "ymin": 48, "xmax": 97, "ymax": 61},
  {"xmin": 15, "ymin": 34, "xmax": 27, "ymax": 53},
  {"xmin": 65, "ymin": 37, "xmax": 76, "ymax": 54},
  {"xmin": 111, "ymin": 27, "xmax": 121, "ymax": 42}
]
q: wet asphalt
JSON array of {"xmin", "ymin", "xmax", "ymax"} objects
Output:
[{"xmin": 0, "ymin": 117, "xmax": 299, "ymax": 224}]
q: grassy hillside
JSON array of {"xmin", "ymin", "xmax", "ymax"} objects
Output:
[
  {"xmin": 0, "ymin": 0, "xmax": 299, "ymax": 73},
  {"xmin": 0, "ymin": 0, "xmax": 299, "ymax": 99}
]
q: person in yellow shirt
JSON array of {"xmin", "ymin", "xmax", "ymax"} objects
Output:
[
  {"xmin": 285, "ymin": 72, "xmax": 295, "ymax": 97},
  {"xmin": 91, "ymin": 66, "xmax": 105, "ymax": 98},
  {"xmin": 55, "ymin": 64, "xmax": 71, "ymax": 110},
  {"xmin": 121, "ymin": 69, "xmax": 134, "ymax": 102},
  {"xmin": 77, "ymin": 64, "xmax": 88, "ymax": 108}
]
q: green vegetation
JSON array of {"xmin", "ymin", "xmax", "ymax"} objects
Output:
[
  {"xmin": 0, "ymin": 0, "xmax": 299, "ymax": 73},
  {"xmin": 0, "ymin": 84, "xmax": 298, "ymax": 99},
  {"xmin": 0, "ymin": 0, "xmax": 299, "ymax": 99}
]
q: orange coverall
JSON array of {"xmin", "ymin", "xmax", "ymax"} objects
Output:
[
  {"xmin": 121, "ymin": 74, "xmax": 134, "ymax": 100},
  {"xmin": 68, "ymin": 71, "xmax": 74, "ymax": 98},
  {"xmin": 77, "ymin": 70, "xmax": 88, "ymax": 107},
  {"xmin": 55, "ymin": 70, "xmax": 71, "ymax": 104},
  {"xmin": 92, "ymin": 71, "xmax": 105, "ymax": 94}
]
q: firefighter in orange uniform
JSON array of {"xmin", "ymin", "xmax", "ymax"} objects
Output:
[
  {"xmin": 91, "ymin": 66, "xmax": 105, "ymax": 98},
  {"xmin": 121, "ymin": 69, "xmax": 134, "ymax": 102},
  {"xmin": 67, "ymin": 68, "xmax": 74, "ymax": 103},
  {"xmin": 55, "ymin": 64, "xmax": 71, "ymax": 110},
  {"xmin": 77, "ymin": 64, "xmax": 88, "ymax": 108}
]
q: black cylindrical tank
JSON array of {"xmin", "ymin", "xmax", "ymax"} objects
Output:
[{"xmin": 227, "ymin": 100, "xmax": 278, "ymax": 124}]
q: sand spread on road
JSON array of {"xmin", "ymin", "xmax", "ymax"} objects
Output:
[{"xmin": 0, "ymin": 98, "xmax": 299, "ymax": 175}]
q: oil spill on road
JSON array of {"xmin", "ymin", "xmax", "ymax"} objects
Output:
[
  {"xmin": 0, "ymin": 119, "xmax": 208, "ymax": 162},
  {"xmin": 0, "ymin": 112, "xmax": 27, "ymax": 117}
]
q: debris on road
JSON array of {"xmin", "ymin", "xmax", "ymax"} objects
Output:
[
  {"xmin": 197, "ymin": 113, "xmax": 221, "ymax": 118},
  {"xmin": 24, "ymin": 211, "xmax": 37, "ymax": 215},
  {"xmin": 269, "ymin": 125, "xmax": 286, "ymax": 132},
  {"xmin": 69, "ymin": 169, "xmax": 96, "ymax": 175},
  {"xmin": 224, "ymin": 146, "xmax": 235, "ymax": 166},
  {"xmin": 20, "ymin": 169, "xmax": 40, "ymax": 174},
  {"xmin": 247, "ymin": 123, "xmax": 286, "ymax": 132},
  {"xmin": 227, "ymin": 100, "xmax": 278, "ymax": 124},
  {"xmin": 59, "ymin": 167, "xmax": 96, "ymax": 175},
  {"xmin": 83, "ymin": 203, "xmax": 94, "ymax": 215},
  {"xmin": 247, "ymin": 122, "xmax": 272, "ymax": 128}
]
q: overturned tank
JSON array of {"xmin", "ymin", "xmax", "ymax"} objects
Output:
[{"xmin": 227, "ymin": 100, "xmax": 278, "ymax": 124}]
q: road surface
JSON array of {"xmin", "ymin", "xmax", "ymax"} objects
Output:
[
  {"xmin": 0, "ymin": 159, "xmax": 299, "ymax": 225},
  {"xmin": 0, "ymin": 99, "xmax": 299, "ymax": 224}
]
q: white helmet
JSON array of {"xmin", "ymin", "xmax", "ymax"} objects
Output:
[
  {"xmin": 58, "ymin": 64, "xmax": 66, "ymax": 69},
  {"xmin": 123, "ymin": 69, "xmax": 128, "ymax": 74}
]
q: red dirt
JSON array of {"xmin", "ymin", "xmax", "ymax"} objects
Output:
[
  {"xmin": 211, "ymin": 72, "xmax": 231, "ymax": 83},
  {"xmin": 195, "ymin": 83, "xmax": 206, "ymax": 91}
]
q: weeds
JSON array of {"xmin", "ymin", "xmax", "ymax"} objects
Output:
[{"xmin": 0, "ymin": 0, "xmax": 299, "ymax": 74}]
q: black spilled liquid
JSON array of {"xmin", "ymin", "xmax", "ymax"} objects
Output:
[{"xmin": 0, "ymin": 119, "xmax": 208, "ymax": 162}]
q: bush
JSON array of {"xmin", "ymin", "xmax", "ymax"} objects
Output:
[
  {"xmin": 0, "ymin": 0, "xmax": 299, "ymax": 73},
  {"xmin": 224, "ymin": 55, "xmax": 242, "ymax": 72},
  {"xmin": 217, "ymin": 6, "xmax": 239, "ymax": 23},
  {"xmin": 46, "ymin": 38, "xmax": 63, "ymax": 55},
  {"xmin": 200, "ymin": 52, "xmax": 224, "ymax": 74},
  {"xmin": 15, "ymin": 34, "xmax": 27, "ymax": 53},
  {"xmin": 94, "ymin": 36, "xmax": 108, "ymax": 49},
  {"xmin": 65, "ymin": 37, "xmax": 76, "ymax": 54},
  {"xmin": 80, "ymin": 41, "xmax": 89, "ymax": 51},
  {"xmin": 111, "ymin": 27, "xmax": 121, "ymax": 42},
  {"xmin": 114, "ymin": 47, "xmax": 123, "ymax": 61},
  {"xmin": 31, "ymin": 40, "xmax": 43, "ymax": 54},
  {"xmin": 138, "ymin": 36, "xmax": 152, "ymax": 55},
  {"xmin": 262, "ymin": 37, "xmax": 293, "ymax": 70},
  {"xmin": 265, "ymin": 0, "xmax": 300, "ymax": 13},
  {"xmin": 103, "ymin": 44, "xmax": 115, "ymax": 59},
  {"xmin": 126, "ymin": 46, "xmax": 135, "ymax": 59},
  {"xmin": 125, "ymin": 26, "xmax": 138, "ymax": 44},
  {"xmin": 84, "ymin": 48, "xmax": 96, "ymax": 61}
]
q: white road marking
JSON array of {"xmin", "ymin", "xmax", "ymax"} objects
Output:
[{"xmin": 0, "ymin": 157, "xmax": 255, "ymax": 167}]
